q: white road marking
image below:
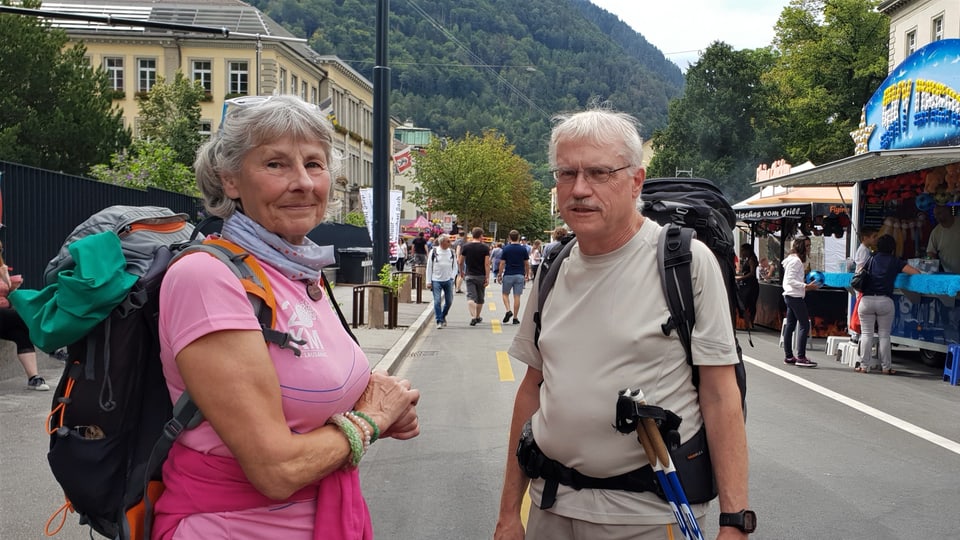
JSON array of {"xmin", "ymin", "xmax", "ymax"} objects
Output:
[{"xmin": 743, "ymin": 354, "xmax": 960, "ymax": 456}]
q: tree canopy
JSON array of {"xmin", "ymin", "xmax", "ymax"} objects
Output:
[
  {"xmin": 648, "ymin": 43, "xmax": 780, "ymax": 201},
  {"xmin": 136, "ymin": 72, "xmax": 206, "ymax": 167},
  {"xmin": 767, "ymin": 0, "xmax": 888, "ymax": 165},
  {"xmin": 408, "ymin": 131, "xmax": 542, "ymax": 234},
  {"xmin": 649, "ymin": 0, "xmax": 888, "ymax": 201},
  {"xmin": 88, "ymin": 73, "xmax": 204, "ymax": 196},
  {"xmin": 0, "ymin": 0, "xmax": 130, "ymax": 175}
]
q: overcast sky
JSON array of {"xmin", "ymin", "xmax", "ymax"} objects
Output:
[{"xmin": 589, "ymin": 0, "xmax": 794, "ymax": 70}]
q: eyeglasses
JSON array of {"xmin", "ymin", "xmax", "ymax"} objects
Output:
[
  {"xmin": 551, "ymin": 165, "xmax": 631, "ymax": 185},
  {"xmin": 220, "ymin": 96, "xmax": 323, "ymax": 125},
  {"xmin": 220, "ymin": 95, "xmax": 273, "ymax": 124}
]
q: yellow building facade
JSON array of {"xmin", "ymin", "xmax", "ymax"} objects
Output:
[{"xmin": 46, "ymin": 0, "xmax": 390, "ymax": 219}]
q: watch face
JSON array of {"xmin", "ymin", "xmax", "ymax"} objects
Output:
[{"xmin": 743, "ymin": 510, "xmax": 757, "ymax": 533}]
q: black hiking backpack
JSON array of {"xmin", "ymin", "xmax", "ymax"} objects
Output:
[
  {"xmin": 35, "ymin": 207, "xmax": 355, "ymax": 540},
  {"xmin": 532, "ymin": 177, "xmax": 746, "ymax": 503}
]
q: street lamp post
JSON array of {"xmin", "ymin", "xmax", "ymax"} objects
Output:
[{"xmin": 372, "ymin": 0, "xmax": 390, "ymax": 272}]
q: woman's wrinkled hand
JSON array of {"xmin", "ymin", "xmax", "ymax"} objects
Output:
[{"xmin": 355, "ymin": 371, "xmax": 420, "ymax": 439}]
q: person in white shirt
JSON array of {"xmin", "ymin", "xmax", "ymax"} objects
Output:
[
  {"xmin": 781, "ymin": 236, "xmax": 821, "ymax": 367},
  {"xmin": 425, "ymin": 234, "xmax": 457, "ymax": 329},
  {"xmin": 854, "ymin": 228, "xmax": 879, "ymax": 271}
]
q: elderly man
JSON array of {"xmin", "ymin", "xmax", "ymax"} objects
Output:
[{"xmin": 494, "ymin": 108, "xmax": 751, "ymax": 539}]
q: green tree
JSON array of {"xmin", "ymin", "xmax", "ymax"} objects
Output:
[
  {"xmin": 766, "ymin": 0, "xmax": 888, "ymax": 165},
  {"xmin": 0, "ymin": 0, "xmax": 130, "ymax": 174},
  {"xmin": 89, "ymin": 139, "xmax": 199, "ymax": 196},
  {"xmin": 137, "ymin": 72, "xmax": 205, "ymax": 167},
  {"xmin": 409, "ymin": 131, "xmax": 538, "ymax": 232},
  {"xmin": 648, "ymin": 43, "xmax": 780, "ymax": 201}
]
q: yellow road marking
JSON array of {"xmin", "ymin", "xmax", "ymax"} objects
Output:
[
  {"xmin": 492, "ymin": 320, "xmax": 502, "ymax": 334},
  {"xmin": 488, "ymin": 302, "xmax": 497, "ymax": 311},
  {"xmin": 521, "ymin": 488, "xmax": 531, "ymax": 528},
  {"xmin": 497, "ymin": 351, "xmax": 515, "ymax": 381}
]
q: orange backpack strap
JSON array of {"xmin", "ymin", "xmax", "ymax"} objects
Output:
[{"xmin": 170, "ymin": 237, "xmax": 307, "ymax": 356}]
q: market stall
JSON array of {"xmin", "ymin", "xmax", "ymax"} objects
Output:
[
  {"xmin": 751, "ymin": 39, "xmax": 960, "ymax": 364},
  {"xmin": 733, "ymin": 195, "xmax": 852, "ymax": 336}
]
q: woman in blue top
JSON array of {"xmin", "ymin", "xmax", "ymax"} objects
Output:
[{"xmin": 856, "ymin": 234, "xmax": 920, "ymax": 374}]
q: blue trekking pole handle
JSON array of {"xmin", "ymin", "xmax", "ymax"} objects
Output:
[
  {"xmin": 636, "ymin": 422, "xmax": 692, "ymax": 540},
  {"xmin": 641, "ymin": 416, "xmax": 705, "ymax": 540}
]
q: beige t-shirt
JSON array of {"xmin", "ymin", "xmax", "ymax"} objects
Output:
[{"xmin": 508, "ymin": 218, "xmax": 739, "ymax": 525}]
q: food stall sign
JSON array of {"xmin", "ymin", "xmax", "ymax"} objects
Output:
[
  {"xmin": 861, "ymin": 39, "xmax": 960, "ymax": 153},
  {"xmin": 735, "ymin": 204, "xmax": 809, "ymax": 222}
]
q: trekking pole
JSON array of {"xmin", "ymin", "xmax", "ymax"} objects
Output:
[{"xmin": 618, "ymin": 388, "xmax": 704, "ymax": 540}]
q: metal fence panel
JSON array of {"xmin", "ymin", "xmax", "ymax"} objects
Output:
[{"xmin": 0, "ymin": 161, "xmax": 203, "ymax": 288}]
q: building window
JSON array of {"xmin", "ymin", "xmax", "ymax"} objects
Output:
[
  {"xmin": 138, "ymin": 58, "xmax": 156, "ymax": 93},
  {"xmin": 932, "ymin": 16, "xmax": 943, "ymax": 42},
  {"xmin": 192, "ymin": 60, "xmax": 212, "ymax": 94},
  {"xmin": 301, "ymin": 81, "xmax": 308, "ymax": 100},
  {"xmin": 311, "ymin": 86, "xmax": 317, "ymax": 104},
  {"xmin": 906, "ymin": 30, "xmax": 917, "ymax": 57},
  {"xmin": 199, "ymin": 120, "xmax": 212, "ymax": 139},
  {"xmin": 291, "ymin": 74, "xmax": 298, "ymax": 97},
  {"xmin": 229, "ymin": 61, "xmax": 249, "ymax": 95},
  {"xmin": 104, "ymin": 57, "xmax": 124, "ymax": 91},
  {"xmin": 279, "ymin": 68, "xmax": 287, "ymax": 94}
]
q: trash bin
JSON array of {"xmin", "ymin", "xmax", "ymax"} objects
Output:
[{"xmin": 338, "ymin": 248, "xmax": 374, "ymax": 284}]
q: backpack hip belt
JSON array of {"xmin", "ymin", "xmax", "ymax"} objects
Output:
[{"xmin": 516, "ymin": 420, "xmax": 715, "ymax": 509}]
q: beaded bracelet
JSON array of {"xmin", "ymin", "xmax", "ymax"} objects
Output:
[
  {"xmin": 328, "ymin": 413, "xmax": 364, "ymax": 467},
  {"xmin": 350, "ymin": 410, "xmax": 381, "ymax": 443},
  {"xmin": 345, "ymin": 412, "xmax": 372, "ymax": 454}
]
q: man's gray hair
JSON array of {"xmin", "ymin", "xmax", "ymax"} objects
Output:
[
  {"xmin": 194, "ymin": 95, "xmax": 343, "ymax": 220},
  {"xmin": 548, "ymin": 106, "xmax": 644, "ymax": 173}
]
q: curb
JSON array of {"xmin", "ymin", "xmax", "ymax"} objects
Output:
[{"xmin": 372, "ymin": 304, "xmax": 433, "ymax": 374}]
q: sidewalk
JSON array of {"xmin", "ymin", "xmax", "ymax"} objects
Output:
[{"xmin": 329, "ymin": 282, "xmax": 434, "ymax": 373}]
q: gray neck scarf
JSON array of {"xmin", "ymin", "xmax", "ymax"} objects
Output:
[{"xmin": 221, "ymin": 212, "xmax": 335, "ymax": 281}]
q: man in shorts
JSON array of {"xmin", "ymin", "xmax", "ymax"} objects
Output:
[
  {"xmin": 459, "ymin": 227, "xmax": 490, "ymax": 326},
  {"xmin": 497, "ymin": 230, "xmax": 530, "ymax": 325}
]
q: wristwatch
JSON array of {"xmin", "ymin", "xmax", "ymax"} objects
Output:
[{"xmin": 719, "ymin": 509, "xmax": 756, "ymax": 533}]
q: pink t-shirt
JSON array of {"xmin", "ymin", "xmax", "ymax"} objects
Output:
[{"xmin": 156, "ymin": 249, "xmax": 371, "ymax": 537}]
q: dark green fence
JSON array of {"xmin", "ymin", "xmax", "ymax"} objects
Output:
[{"xmin": 0, "ymin": 161, "xmax": 203, "ymax": 288}]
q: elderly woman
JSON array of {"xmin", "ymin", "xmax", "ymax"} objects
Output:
[{"xmin": 152, "ymin": 95, "xmax": 420, "ymax": 539}]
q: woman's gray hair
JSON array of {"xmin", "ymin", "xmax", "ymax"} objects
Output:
[
  {"xmin": 194, "ymin": 95, "xmax": 343, "ymax": 219},
  {"xmin": 548, "ymin": 105, "xmax": 644, "ymax": 172}
]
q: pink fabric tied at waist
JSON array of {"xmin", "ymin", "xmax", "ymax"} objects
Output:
[{"xmin": 152, "ymin": 442, "xmax": 372, "ymax": 540}]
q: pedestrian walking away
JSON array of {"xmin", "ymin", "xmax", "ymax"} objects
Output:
[
  {"xmin": 453, "ymin": 231, "xmax": 467, "ymax": 293},
  {"xmin": 459, "ymin": 227, "xmax": 491, "ymax": 326},
  {"xmin": 781, "ymin": 236, "xmax": 820, "ymax": 368},
  {"xmin": 497, "ymin": 229, "xmax": 529, "ymax": 325},
  {"xmin": 411, "ymin": 231, "xmax": 428, "ymax": 266},
  {"xmin": 426, "ymin": 234, "xmax": 457, "ymax": 328},
  {"xmin": 494, "ymin": 106, "xmax": 750, "ymax": 540}
]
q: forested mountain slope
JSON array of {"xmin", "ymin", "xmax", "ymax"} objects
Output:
[{"xmin": 250, "ymin": 0, "xmax": 683, "ymax": 169}]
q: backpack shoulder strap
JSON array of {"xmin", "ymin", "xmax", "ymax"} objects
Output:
[
  {"xmin": 170, "ymin": 238, "xmax": 307, "ymax": 356},
  {"xmin": 657, "ymin": 224, "xmax": 696, "ymax": 366},
  {"xmin": 533, "ymin": 237, "xmax": 577, "ymax": 350}
]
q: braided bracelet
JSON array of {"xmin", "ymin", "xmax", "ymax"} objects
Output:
[
  {"xmin": 345, "ymin": 412, "xmax": 372, "ymax": 453},
  {"xmin": 328, "ymin": 413, "xmax": 364, "ymax": 467},
  {"xmin": 350, "ymin": 410, "xmax": 381, "ymax": 443}
]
